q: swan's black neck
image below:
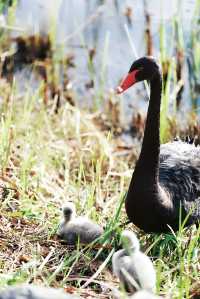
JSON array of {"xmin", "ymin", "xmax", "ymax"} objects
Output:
[{"xmin": 135, "ymin": 73, "xmax": 162, "ymax": 182}]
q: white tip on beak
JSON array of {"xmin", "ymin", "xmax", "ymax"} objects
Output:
[{"xmin": 116, "ymin": 86, "xmax": 123, "ymax": 94}]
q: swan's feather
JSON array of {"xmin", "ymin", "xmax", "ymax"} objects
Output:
[{"xmin": 159, "ymin": 141, "xmax": 200, "ymax": 222}]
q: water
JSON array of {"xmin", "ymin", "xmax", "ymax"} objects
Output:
[{"xmin": 7, "ymin": 0, "xmax": 198, "ymax": 123}]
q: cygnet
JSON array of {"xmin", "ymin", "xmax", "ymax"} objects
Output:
[
  {"xmin": 112, "ymin": 230, "xmax": 156, "ymax": 294},
  {"xmin": 0, "ymin": 285, "xmax": 80, "ymax": 299},
  {"xmin": 130, "ymin": 290, "xmax": 164, "ymax": 299},
  {"xmin": 57, "ymin": 202, "xmax": 104, "ymax": 245}
]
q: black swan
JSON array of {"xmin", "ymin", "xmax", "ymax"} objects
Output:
[
  {"xmin": 117, "ymin": 56, "xmax": 200, "ymax": 233},
  {"xmin": 0, "ymin": 285, "xmax": 80, "ymax": 299},
  {"xmin": 112, "ymin": 230, "xmax": 156, "ymax": 293},
  {"xmin": 57, "ymin": 202, "xmax": 103, "ymax": 245}
]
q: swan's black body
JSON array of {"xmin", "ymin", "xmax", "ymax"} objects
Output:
[{"xmin": 118, "ymin": 57, "xmax": 200, "ymax": 233}]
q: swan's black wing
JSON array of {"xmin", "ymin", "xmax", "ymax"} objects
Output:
[{"xmin": 159, "ymin": 141, "xmax": 200, "ymax": 223}]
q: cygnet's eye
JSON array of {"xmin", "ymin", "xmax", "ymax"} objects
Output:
[{"xmin": 65, "ymin": 211, "xmax": 70, "ymax": 214}]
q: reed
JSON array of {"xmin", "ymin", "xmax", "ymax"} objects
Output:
[{"xmin": 187, "ymin": 0, "xmax": 200, "ymax": 110}]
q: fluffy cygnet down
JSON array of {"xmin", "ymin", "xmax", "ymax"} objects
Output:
[
  {"xmin": 112, "ymin": 230, "xmax": 156, "ymax": 294},
  {"xmin": 0, "ymin": 285, "xmax": 80, "ymax": 299},
  {"xmin": 130, "ymin": 290, "xmax": 164, "ymax": 299},
  {"xmin": 57, "ymin": 202, "xmax": 104, "ymax": 245}
]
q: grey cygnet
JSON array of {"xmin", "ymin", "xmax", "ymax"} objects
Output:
[
  {"xmin": 57, "ymin": 202, "xmax": 104, "ymax": 245},
  {"xmin": 0, "ymin": 285, "xmax": 80, "ymax": 299},
  {"xmin": 130, "ymin": 290, "xmax": 164, "ymax": 299},
  {"xmin": 112, "ymin": 230, "xmax": 156, "ymax": 294}
]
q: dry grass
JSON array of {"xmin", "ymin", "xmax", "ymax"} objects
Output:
[{"xmin": 0, "ymin": 78, "xmax": 199, "ymax": 299}]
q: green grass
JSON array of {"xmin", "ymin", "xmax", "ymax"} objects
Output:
[{"xmin": 0, "ymin": 80, "xmax": 199, "ymax": 298}]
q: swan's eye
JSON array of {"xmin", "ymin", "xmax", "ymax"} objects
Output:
[{"xmin": 137, "ymin": 67, "xmax": 144, "ymax": 72}]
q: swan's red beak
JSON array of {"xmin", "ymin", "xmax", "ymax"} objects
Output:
[{"xmin": 116, "ymin": 69, "xmax": 139, "ymax": 94}]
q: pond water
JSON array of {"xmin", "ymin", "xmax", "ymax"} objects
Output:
[{"xmin": 7, "ymin": 0, "xmax": 199, "ymax": 123}]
